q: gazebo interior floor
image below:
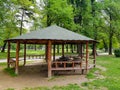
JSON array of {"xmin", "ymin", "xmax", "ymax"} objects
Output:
[{"xmin": 16, "ymin": 60, "xmax": 94, "ymax": 77}]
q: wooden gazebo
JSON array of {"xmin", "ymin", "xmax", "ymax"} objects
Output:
[{"xmin": 5, "ymin": 25, "xmax": 97, "ymax": 78}]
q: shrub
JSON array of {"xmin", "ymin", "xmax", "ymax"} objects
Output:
[{"xmin": 114, "ymin": 49, "xmax": 120, "ymax": 57}]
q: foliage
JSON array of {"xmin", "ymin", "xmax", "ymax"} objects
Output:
[
  {"xmin": 43, "ymin": 0, "xmax": 75, "ymax": 30},
  {"xmin": 114, "ymin": 49, "xmax": 120, "ymax": 57},
  {"xmin": 0, "ymin": 0, "xmax": 20, "ymax": 46},
  {"xmin": 0, "ymin": 0, "xmax": 41, "ymax": 47},
  {"xmin": 102, "ymin": 0, "xmax": 120, "ymax": 54},
  {"xmin": 0, "ymin": 0, "xmax": 120, "ymax": 55}
]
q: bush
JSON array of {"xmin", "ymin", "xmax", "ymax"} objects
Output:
[{"xmin": 114, "ymin": 49, "xmax": 120, "ymax": 57}]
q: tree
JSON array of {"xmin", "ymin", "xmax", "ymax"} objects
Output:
[
  {"xmin": 0, "ymin": 0, "xmax": 41, "ymax": 52},
  {"xmin": 12, "ymin": 0, "xmax": 38, "ymax": 35},
  {"xmin": 43, "ymin": 0, "xmax": 74, "ymax": 30},
  {"xmin": 0, "ymin": 0, "xmax": 19, "ymax": 52},
  {"xmin": 103, "ymin": 0, "xmax": 120, "ymax": 55}
]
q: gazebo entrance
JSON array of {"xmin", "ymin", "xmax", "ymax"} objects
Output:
[{"xmin": 5, "ymin": 25, "xmax": 97, "ymax": 78}]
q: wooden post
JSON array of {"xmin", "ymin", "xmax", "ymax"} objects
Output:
[
  {"xmin": 15, "ymin": 41, "xmax": 20, "ymax": 75},
  {"xmin": 85, "ymin": 42, "xmax": 89, "ymax": 73},
  {"xmin": 45, "ymin": 44, "xmax": 48, "ymax": 62},
  {"xmin": 93, "ymin": 43, "xmax": 96, "ymax": 67},
  {"xmin": 78, "ymin": 44, "xmax": 83, "ymax": 59},
  {"xmin": 80, "ymin": 44, "xmax": 83, "ymax": 59},
  {"xmin": 24, "ymin": 43, "xmax": 26, "ymax": 66},
  {"xmin": 66, "ymin": 44, "xmax": 68, "ymax": 53},
  {"xmin": 7, "ymin": 41, "xmax": 10, "ymax": 68},
  {"xmin": 53, "ymin": 44, "xmax": 55, "ymax": 61},
  {"xmin": 62, "ymin": 44, "xmax": 64, "ymax": 57},
  {"xmin": 57, "ymin": 45, "xmax": 59, "ymax": 54},
  {"xmin": 47, "ymin": 40, "xmax": 52, "ymax": 78}
]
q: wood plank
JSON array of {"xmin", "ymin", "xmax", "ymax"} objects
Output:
[
  {"xmin": 24, "ymin": 43, "xmax": 26, "ymax": 66},
  {"xmin": 93, "ymin": 43, "xmax": 96, "ymax": 67},
  {"xmin": 15, "ymin": 41, "xmax": 20, "ymax": 75},
  {"xmin": 47, "ymin": 40, "xmax": 52, "ymax": 78},
  {"xmin": 7, "ymin": 41, "xmax": 10, "ymax": 68},
  {"xmin": 51, "ymin": 67, "xmax": 82, "ymax": 71},
  {"xmin": 85, "ymin": 42, "xmax": 89, "ymax": 73},
  {"xmin": 62, "ymin": 44, "xmax": 64, "ymax": 57},
  {"xmin": 53, "ymin": 44, "xmax": 56, "ymax": 61}
]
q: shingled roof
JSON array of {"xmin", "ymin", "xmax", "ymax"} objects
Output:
[{"xmin": 6, "ymin": 25, "xmax": 96, "ymax": 44}]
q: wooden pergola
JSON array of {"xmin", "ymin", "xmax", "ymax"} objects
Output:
[{"xmin": 5, "ymin": 25, "xmax": 97, "ymax": 78}]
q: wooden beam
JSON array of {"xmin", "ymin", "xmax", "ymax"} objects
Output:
[
  {"xmin": 62, "ymin": 44, "xmax": 64, "ymax": 57},
  {"xmin": 47, "ymin": 40, "xmax": 52, "ymax": 78},
  {"xmin": 53, "ymin": 44, "xmax": 56, "ymax": 61},
  {"xmin": 66, "ymin": 44, "xmax": 69, "ymax": 53},
  {"xmin": 7, "ymin": 41, "xmax": 11, "ymax": 68},
  {"xmin": 24, "ymin": 43, "xmax": 26, "ymax": 66},
  {"xmin": 45, "ymin": 44, "xmax": 48, "ymax": 62},
  {"xmin": 78, "ymin": 44, "xmax": 83, "ymax": 59},
  {"xmin": 85, "ymin": 42, "xmax": 89, "ymax": 73},
  {"xmin": 93, "ymin": 43, "xmax": 96, "ymax": 67},
  {"xmin": 15, "ymin": 41, "xmax": 20, "ymax": 75},
  {"xmin": 80, "ymin": 44, "xmax": 83, "ymax": 59}
]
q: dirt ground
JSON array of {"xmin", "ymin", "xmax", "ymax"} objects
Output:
[{"xmin": 0, "ymin": 61, "xmax": 88, "ymax": 90}]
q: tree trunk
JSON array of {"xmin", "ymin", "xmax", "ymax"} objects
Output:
[
  {"xmin": 57, "ymin": 45, "xmax": 59, "ymax": 54},
  {"xmin": 109, "ymin": 34, "xmax": 113, "ymax": 55},
  {"xmin": 73, "ymin": 44, "xmax": 76, "ymax": 53},
  {"xmin": 34, "ymin": 44, "xmax": 37, "ymax": 51},
  {"xmin": 1, "ymin": 42, "xmax": 7, "ymax": 52},
  {"xmin": 70, "ymin": 44, "xmax": 73, "ymax": 53},
  {"xmin": 109, "ymin": 13, "xmax": 113, "ymax": 55},
  {"xmin": 66, "ymin": 44, "xmax": 68, "ymax": 53},
  {"xmin": 103, "ymin": 39, "xmax": 108, "ymax": 52},
  {"xmin": 77, "ymin": 44, "xmax": 83, "ymax": 57},
  {"xmin": 20, "ymin": 9, "xmax": 24, "ymax": 35},
  {"xmin": 47, "ymin": 2, "xmax": 51, "ymax": 26},
  {"xmin": 47, "ymin": 14, "xmax": 51, "ymax": 26}
]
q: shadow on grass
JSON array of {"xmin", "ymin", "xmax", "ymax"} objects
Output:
[{"xmin": 4, "ymin": 67, "xmax": 17, "ymax": 77}]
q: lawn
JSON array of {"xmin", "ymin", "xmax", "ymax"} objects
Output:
[
  {"xmin": 82, "ymin": 55, "xmax": 120, "ymax": 90},
  {"xmin": 21, "ymin": 55, "xmax": 120, "ymax": 90},
  {"xmin": 0, "ymin": 50, "xmax": 45, "ymax": 59},
  {"xmin": 0, "ymin": 52, "xmax": 120, "ymax": 90},
  {"xmin": 0, "ymin": 49, "xmax": 76, "ymax": 59}
]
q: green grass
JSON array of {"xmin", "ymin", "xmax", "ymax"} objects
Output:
[
  {"xmin": 0, "ymin": 52, "xmax": 24, "ymax": 59},
  {"xmin": 6, "ymin": 88, "xmax": 15, "ymax": 90},
  {"xmin": 2, "ymin": 55, "xmax": 120, "ymax": 90},
  {"xmin": 0, "ymin": 62, "xmax": 7, "ymax": 66},
  {"xmin": 0, "ymin": 50, "xmax": 45, "ymax": 59},
  {"xmin": 4, "ymin": 67, "xmax": 17, "ymax": 77},
  {"xmin": 86, "ymin": 68, "xmax": 101, "ymax": 79},
  {"xmin": 23, "ymin": 84, "xmax": 83, "ymax": 90},
  {"xmin": 0, "ymin": 49, "xmax": 78, "ymax": 59},
  {"xmin": 82, "ymin": 55, "xmax": 120, "ymax": 90}
]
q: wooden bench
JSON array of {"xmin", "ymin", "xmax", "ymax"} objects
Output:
[
  {"xmin": 9, "ymin": 58, "xmax": 24, "ymax": 67},
  {"xmin": 8, "ymin": 58, "xmax": 16, "ymax": 67}
]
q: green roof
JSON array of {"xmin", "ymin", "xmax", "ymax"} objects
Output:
[{"xmin": 10, "ymin": 25, "xmax": 94, "ymax": 42}]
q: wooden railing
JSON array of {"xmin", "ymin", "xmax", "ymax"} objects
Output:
[
  {"xmin": 27, "ymin": 54, "xmax": 45, "ymax": 59},
  {"xmin": 51, "ymin": 60, "xmax": 82, "ymax": 71}
]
